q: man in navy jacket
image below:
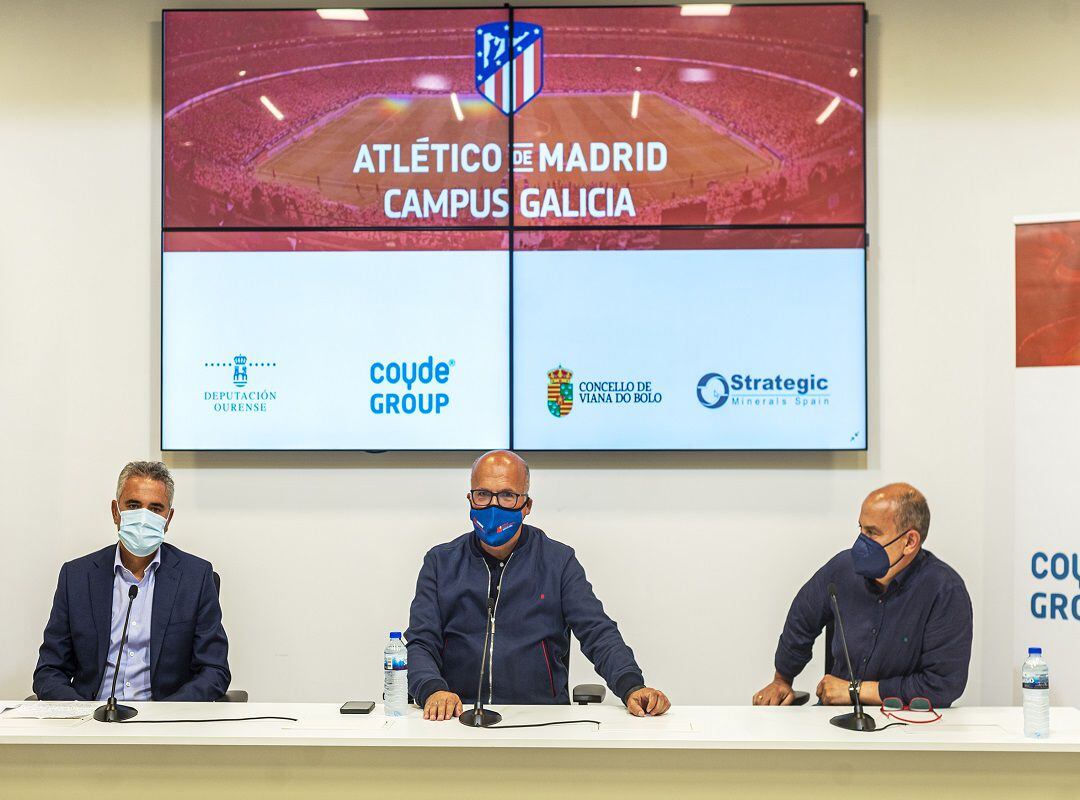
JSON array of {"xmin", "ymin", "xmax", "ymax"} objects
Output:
[
  {"xmin": 406, "ymin": 450, "xmax": 670, "ymax": 720},
  {"xmin": 33, "ymin": 461, "xmax": 231, "ymax": 702},
  {"xmin": 752, "ymin": 483, "xmax": 972, "ymax": 709}
]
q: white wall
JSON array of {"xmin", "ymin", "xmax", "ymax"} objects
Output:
[{"xmin": 2, "ymin": 0, "xmax": 1078, "ymax": 705}]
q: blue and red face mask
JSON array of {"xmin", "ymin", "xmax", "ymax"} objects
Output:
[{"xmin": 470, "ymin": 506, "xmax": 523, "ymax": 547}]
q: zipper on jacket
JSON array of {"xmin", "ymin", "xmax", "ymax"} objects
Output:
[
  {"xmin": 541, "ymin": 640, "xmax": 556, "ymax": 698},
  {"xmin": 485, "ymin": 551, "xmax": 514, "ymax": 704},
  {"xmin": 482, "ymin": 559, "xmax": 492, "ymax": 703}
]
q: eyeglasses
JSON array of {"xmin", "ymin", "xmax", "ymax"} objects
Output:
[
  {"xmin": 467, "ymin": 489, "xmax": 528, "ymax": 510},
  {"xmin": 880, "ymin": 696, "xmax": 941, "ymax": 724}
]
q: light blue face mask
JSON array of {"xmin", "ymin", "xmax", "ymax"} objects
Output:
[{"xmin": 118, "ymin": 507, "xmax": 167, "ymax": 557}]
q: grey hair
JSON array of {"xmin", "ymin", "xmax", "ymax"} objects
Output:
[
  {"xmin": 116, "ymin": 461, "xmax": 175, "ymax": 507},
  {"xmin": 894, "ymin": 487, "xmax": 931, "ymax": 542},
  {"xmin": 471, "ymin": 450, "xmax": 530, "ymax": 493}
]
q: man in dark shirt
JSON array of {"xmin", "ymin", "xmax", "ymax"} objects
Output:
[
  {"xmin": 406, "ymin": 450, "xmax": 670, "ymax": 720},
  {"xmin": 753, "ymin": 483, "xmax": 972, "ymax": 708}
]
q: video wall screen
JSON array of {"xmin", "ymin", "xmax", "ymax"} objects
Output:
[{"xmin": 162, "ymin": 5, "xmax": 866, "ymax": 451}]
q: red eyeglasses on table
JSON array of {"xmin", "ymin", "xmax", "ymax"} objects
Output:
[{"xmin": 880, "ymin": 696, "xmax": 942, "ymax": 724}]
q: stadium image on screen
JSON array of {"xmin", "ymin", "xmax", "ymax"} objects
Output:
[{"xmin": 162, "ymin": 4, "xmax": 867, "ymax": 451}]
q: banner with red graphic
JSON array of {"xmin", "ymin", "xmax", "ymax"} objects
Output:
[{"xmin": 1014, "ymin": 215, "xmax": 1080, "ymax": 704}]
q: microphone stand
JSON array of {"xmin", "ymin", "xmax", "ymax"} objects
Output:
[
  {"xmin": 459, "ymin": 598, "xmax": 502, "ymax": 727},
  {"xmin": 827, "ymin": 583, "xmax": 875, "ymax": 732},
  {"xmin": 94, "ymin": 584, "xmax": 140, "ymax": 723}
]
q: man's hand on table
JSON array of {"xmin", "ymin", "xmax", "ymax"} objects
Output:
[
  {"xmin": 816, "ymin": 675, "xmax": 880, "ymax": 706},
  {"xmin": 626, "ymin": 687, "xmax": 671, "ymax": 717},
  {"xmin": 753, "ymin": 674, "xmax": 796, "ymax": 706},
  {"xmin": 422, "ymin": 686, "xmax": 672, "ymax": 720},
  {"xmin": 423, "ymin": 691, "xmax": 463, "ymax": 721},
  {"xmin": 815, "ymin": 674, "xmax": 854, "ymax": 705}
]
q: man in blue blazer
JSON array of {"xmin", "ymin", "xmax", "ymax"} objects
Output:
[{"xmin": 33, "ymin": 461, "xmax": 231, "ymax": 702}]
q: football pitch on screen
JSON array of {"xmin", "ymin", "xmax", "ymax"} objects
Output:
[{"xmin": 253, "ymin": 92, "xmax": 776, "ymax": 216}]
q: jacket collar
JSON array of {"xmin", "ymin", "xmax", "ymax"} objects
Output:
[
  {"xmin": 92, "ymin": 541, "xmax": 177, "ymax": 572},
  {"xmin": 864, "ymin": 548, "xmax": 929, "ymax": 595},
  {"xmin": 111, "ymin": 543, "xmax": 162, "ymax": 577},
  {"xmin": 468, "ymin": 523, "xmax": 533, "ymax": 559},
  {"xmin": 892, "ymin": 548, "xmax": 929, "ymax": 588}
]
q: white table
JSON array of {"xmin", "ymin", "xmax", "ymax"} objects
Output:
[{"xmin": 2, "ymin": 702, "xmax": 1079, "ymax": 798}]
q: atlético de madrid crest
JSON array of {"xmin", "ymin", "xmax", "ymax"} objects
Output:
[{"xmin": 475, "ymin": 22, "xmax": 544, "ymax": 115}]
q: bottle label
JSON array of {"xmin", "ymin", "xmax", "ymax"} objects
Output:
[
  {"xmin": 1023, "ymin": 677, "xmax": 1049, "ymax": 689},
  {"xmin": 384, "ymin": 654, "xmax": 407, "ymax": 670}
]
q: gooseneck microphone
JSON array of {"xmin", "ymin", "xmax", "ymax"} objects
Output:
[
  {"xmin": 459, "ymin": 597, "xmax": 502, "ymax": 727},
  {"xmin": 94, "ymin": 584, "xmax": 140, "ymax": 723},
  {"xmin": 826, "ymin": 582, "xmax": 875, "ymax": 732}
]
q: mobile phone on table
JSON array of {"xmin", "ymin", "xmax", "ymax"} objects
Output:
[{"xmin": 340, "ymin": 701, "xmax": 376, "ymax": 714}]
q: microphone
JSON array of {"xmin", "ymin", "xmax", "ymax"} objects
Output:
[
  {"xmin": 826, "ymin": 582, "xmax": 875, "ymax": 732},
  {"xmin": 459, "ymin": 597, "xmax": 502, "ymax": 727},
  {"xmin": 94, "ymin": 584, "xmax": 140, "ymax": 723}
]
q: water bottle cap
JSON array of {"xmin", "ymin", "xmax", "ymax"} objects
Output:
[
  {"xmin": 390, "ymin": 631, "xmax": 402, "ymax": 639},
  {"xmin": 1028, "ymin": 647, "xmax": 1042, "ymax": 655}
]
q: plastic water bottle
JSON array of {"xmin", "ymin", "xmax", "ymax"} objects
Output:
[
  {"xmin": 383, "ymin": 632, "xmax": 408, "ymax": 717},
  {"xmin": 1022, "ymin": 646, "xmax": 1049, "ymax": 739}
]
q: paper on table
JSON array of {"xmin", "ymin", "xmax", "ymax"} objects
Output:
[{"xmin": 2, "ymin": 703, "xmax": 95, "ymax": 719}]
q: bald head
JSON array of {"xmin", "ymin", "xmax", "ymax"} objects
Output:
[
  {"xmin": 471, "ymin": 450, "xmax": 530, "ymax": 494},
  {"xmin": 862, "ymin": 483, "xmax": 930, "ymax": 542}
]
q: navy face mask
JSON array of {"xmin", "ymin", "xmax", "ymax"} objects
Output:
[
  {"xmin": 851, "ymin": 531, "xmax": 908, "ymax": 579},
  {"xmin": 470, "ymin": 505, "xmax": 523, "ymax": 548}
]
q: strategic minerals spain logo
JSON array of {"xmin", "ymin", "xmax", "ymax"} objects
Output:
[{"xmin": 547, "ymin": 366, "xmax": 574, "ymax": 418}]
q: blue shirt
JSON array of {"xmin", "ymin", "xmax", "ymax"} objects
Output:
[
  {"xmin": 773, "ymin": 549, "xmax": 973, "ymax": 707},
  {"xmin": 96, "ymin": 545, "xmax": 160, "ymax": 701}
]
